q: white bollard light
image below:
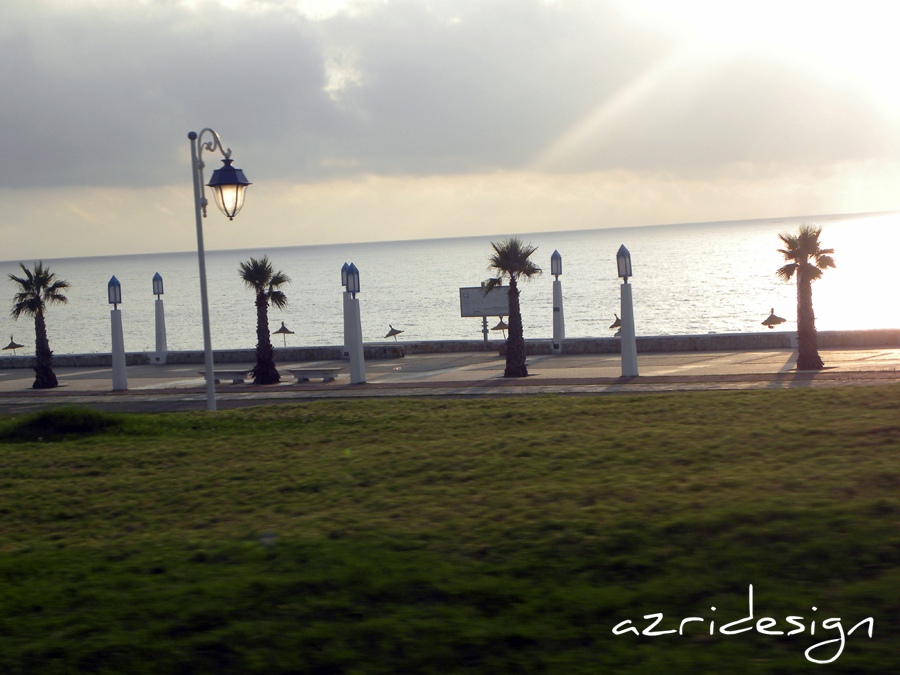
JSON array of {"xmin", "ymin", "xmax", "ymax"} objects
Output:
[
  {"xmin": 108, "ymin": 276, "xmax": 128, "ymax": 391},
  {"xmin": 152, "ymin": 272, "xmax": 168, "ymax": 363},
  {"xmin": 616, "ymin": 246, "xmax": 639, "ymax": 377},
  {"xmin": 550, "ymin": 250, "xmax": 565, "ymax": 355},
  {"xmin": 341, "ymin": 263, "xmax": 351, "ymax": 359},
  {"xmin": 345, "ymin": 263, "xmax": 366, "ymax": 384}
]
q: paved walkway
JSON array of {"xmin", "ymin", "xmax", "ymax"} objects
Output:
[{"xmin": 1, "ymin": 347, "xmax": 898, "ymax": 413}]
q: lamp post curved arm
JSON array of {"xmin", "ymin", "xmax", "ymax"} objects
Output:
[{"xmin": 190, "ymin": 128, "xmax": 235, "ymax": 218}]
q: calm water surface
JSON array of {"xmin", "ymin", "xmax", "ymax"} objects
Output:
[{"xmin": 2, "ymin": 213, "xmax": 897, "ymax": 356}]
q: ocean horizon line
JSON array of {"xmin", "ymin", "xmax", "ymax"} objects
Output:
[{"xmin": 3, "ymin": 209, "xmax": 894, "ymax": 267}]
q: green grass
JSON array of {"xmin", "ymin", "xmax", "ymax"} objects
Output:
[{"xmin": 1, "ymin": 387, "xmax": 899, "ymax": 674}]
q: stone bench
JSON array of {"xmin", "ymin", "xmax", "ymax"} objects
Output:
[
  {"xmin": 288, "ymin": 368, "xmax": 342, "ymax": 383},
  {"xmin": 199, "ymin": 370, "xmax": 251, "ymax": 384}
]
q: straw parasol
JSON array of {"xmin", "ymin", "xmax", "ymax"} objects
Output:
[
  {"xmin": 273, "ymin": 321, "xmax": 294, "ymax": 347},
  {"xmin": 761, "ymin": 308, "xmax": 786, "ymax": 329},
  {"xmin": 384, "ymin": 325, "xmax": 403, "ymax": 341},
  {"xmin": 491, "ymin": 317, "xmax": 508, "ymax": 339},
  {"xmin": 609, "ymin": 314, "xmax": 621, "ymax": 330},
  {"xmin": 2, "ymin": 336, "xmax": 24, "ymax": 355}
]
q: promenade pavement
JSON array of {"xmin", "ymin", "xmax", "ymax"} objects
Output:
[
  {"xmin": 0, "ymin": 348, "xmax": 900, "ymax": 413},
  {"xmin": 1, "ymin": 347, "xmax": 899, "ymax": 413}
]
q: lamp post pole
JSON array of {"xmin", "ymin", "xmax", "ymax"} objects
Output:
[
  {"xmin": 616, "ymin": 245, "xmax": 639, "ymax": 377},
  {"xmin": 188, "ymin": 129, "xmax": 251, "ymax": 411},
  {"xmin": 108, "ymin": 276, "xmax": 128, "ymax": 391},
  {"xmin": 550, "ymin": 250, "xmax": 565, "ymax": 355}
]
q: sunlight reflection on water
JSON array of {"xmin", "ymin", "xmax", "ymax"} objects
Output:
[{"xmin": 1, "ymin": 213, "xmax": 895, "ymax": 355}]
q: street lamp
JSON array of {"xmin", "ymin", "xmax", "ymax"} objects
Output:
[
  {"xmin": 550, "ymin": 250, "xmax": 565, "ymax": 354},
  {"xmin": 616, "ymin": 245, "xmax": 638, "ymax": 376},
  {"xmin": 189, "ymin": 128, "xmax": 251, "ymax": 411},
  {"xmin": 107, "ymin": 276, "xmax": 127, "ymax": 390}
]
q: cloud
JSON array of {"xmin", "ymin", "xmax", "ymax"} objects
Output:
[
  {"xmin": 0, "ymin": 0, "xmax": 897, "ymax": 260},
  {"xmin": 1, "ymin": 0, "xmax": 672, "ymax": 188}
]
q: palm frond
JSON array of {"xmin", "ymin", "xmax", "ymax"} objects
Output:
[
  {"xmin": 487, "ymin": 237, "xmax": 542, "ymax": 282},
  {"xmin": 238, "ymin": 256, "xmax": 275, "ymax": 292},
  {"xmin": 269, "ymin": 271, "xmax": 291, "ymax": 289},
  {"xmin": 815, "ymin": 254, "xmax": 836, "ymax": 270},
  {"xmin": 776, "ymin": 225, "xmax": 834, "ymax": 281},
  {"xmin": 8, "ymin": 262, "xmax": 68, "ymax": 319},
  {"xmin": 269, "ymin": 290, "xmax": 289, "ymax": 310},
  {"xmin": 775, "ymin": 264, "xmax": 797, "ymax": 282}
]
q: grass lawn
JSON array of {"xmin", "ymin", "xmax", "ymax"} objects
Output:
[{"xmin": 1, "ymin": 385, "xmax": 899, "ymax": 674}]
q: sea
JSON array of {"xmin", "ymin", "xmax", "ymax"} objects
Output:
[{"xmin": 2, "ymin": 212, "xmax": 897, "ymax": 357}]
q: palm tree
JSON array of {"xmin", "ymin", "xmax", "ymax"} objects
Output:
[
  {"xmin": 776, "ymin": 225, "xmax": 835, "ymax": 370},
  {"xmin": 238, "ymin": 256, "xmax": 290, "ymax": 385},
  {"xmin": 485, "ymin": 238, "xmax": 541, "ymax": 377},
  {"xmin": 9, "ymin": 261, "xmax": 70, "ymax": 389}
]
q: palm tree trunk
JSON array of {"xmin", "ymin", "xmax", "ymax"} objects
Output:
[
  {"xmin": 504, "ymin": 278, "xmax": 528, "ymax": 377},
  {"xmin": 795, "ymin": 271, "xmax": 823, "ymax": 370},
  {"xmin": 252, "ymin": 292, "xmax": 280, "ymax": 384},
  {"xmin": 32, "ymin": 311, "xmax": 58, "ymax": 389}
]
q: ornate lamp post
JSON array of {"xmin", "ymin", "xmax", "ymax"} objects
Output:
[
  {"xmin": 550, "ymin": 249, "xmax": 565, "ymax": 355},
  {"xmin": 108, "ymin": 275, "xmax": 127, "ymax": 391},
  {"xmin": 188, "ymin": 129, "xmax": 251, "ymax": 411},
  {"xmin": 616, "ymin": 245, "xmax": 639, "ymax": 377}
]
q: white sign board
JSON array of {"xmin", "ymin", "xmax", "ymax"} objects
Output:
[{"xmin": 459, "ymin": 286, "xmax": 509, "ymax": 317}]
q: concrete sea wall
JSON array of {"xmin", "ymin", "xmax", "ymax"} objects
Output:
[{"xmin": 1, "ymin": 329, "xmax": 898, "ymax": 369}]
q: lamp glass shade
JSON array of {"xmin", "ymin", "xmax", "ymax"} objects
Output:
[
  {"xmin": 152, "ymin": 272, "xmax": 164, "ymax": 296},
  {"xmin": 616, "ymin": 245, "xmax": 632, "ymax": 280},
  {"xmin": 550, "ymin": 250, "xmax": 562, "ymax": 277},
  {"xmin": 108, "ymin": 276, "xmax": 122, "ymax": 305},
  {"xmin": 207, "ymin": 158, "xmax": 251, "ymax": 220},
  {"xmin": 341, "ymin": 262, "xmax": 349, "ymax": 287},
  {"xmin": 346, "ymin": 263, "xmax": 360, "ymax": 294}
]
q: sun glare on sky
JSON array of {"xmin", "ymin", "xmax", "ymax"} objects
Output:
[{"xmin": 623, "ymin": 0, "xmax": 900, "ymax": 108}]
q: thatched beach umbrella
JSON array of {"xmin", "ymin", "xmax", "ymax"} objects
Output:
[
  {"xmin": 609, "ymin": 314, "xmax": 621, "ymax": 330},
  {"xmin": 273, "ymin": 321, "xmax": 294, "ymax": 347},
  {"xmin": 2, "ymin": 336, "xmax": 24, "ymax": 355},
  {"xmin": 491, "ymin": 317, "xmax": 508, "ymax": 339},
  {"xmin": 384, "ymin": 325, "xmax": 403, "ymax": 341},
  {"xmin": 762, "ymin": 308, "xmax": 786, "ymax": 329}
]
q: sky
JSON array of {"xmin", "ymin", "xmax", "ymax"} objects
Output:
[{"xmin": 1, "ymin": 0, "xmax": 899, "ymax": 260}]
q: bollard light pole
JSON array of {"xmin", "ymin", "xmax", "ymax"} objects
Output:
[
  {"xmin": 189, "ymin": 129, "xmax": 251, "ymax": 411},
  {"xmin": 616, "ymin": 245, "xmax": 639, "ymax": 377},
  {"xmin": 108, "ymin": 276, "xmax": 128, "ymax": 391},
  {"xmin": 550, "ymin": 250, "xmax": 565, "ymax": 355},
  {"xmin": 152, "ymin": 272, "xmax": 168, "ymax": 363},
  {"xmin": 341, "ymin": 262, "xmax": 351, "ymax": 359},
  {"xmin": 345, "ymin": 263, "xmax": 366, "ymax": 384}
]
